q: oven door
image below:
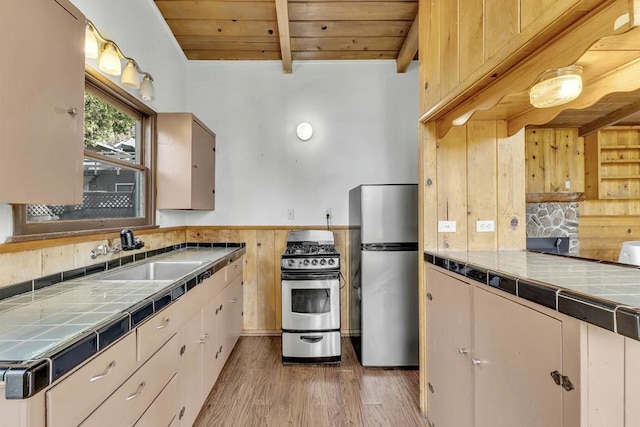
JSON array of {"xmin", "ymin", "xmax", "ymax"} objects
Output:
[{"xmin": 281, "ymin": 272, "xmax": 340, "ymax": 331}]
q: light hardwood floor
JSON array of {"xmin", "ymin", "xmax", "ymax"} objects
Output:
[{"xmin": 194, "ymin": 337, "xmax": 428, "ymax": 426}]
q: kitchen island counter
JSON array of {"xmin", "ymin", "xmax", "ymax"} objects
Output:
[{"xmin": 425, "ymin": 250, "xmax": 640, "ymax": 340}]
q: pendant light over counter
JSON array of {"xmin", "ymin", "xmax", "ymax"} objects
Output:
[{"xmin": 85, "ymin": 20, "xmax": 155, "ymax": 101}]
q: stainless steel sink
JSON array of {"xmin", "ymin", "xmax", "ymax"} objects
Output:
[{"xmin": 96, "ymin": 261, "xmax": 206, "ymax": 281}]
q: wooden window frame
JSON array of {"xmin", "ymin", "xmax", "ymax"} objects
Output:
[{"xmin": 12, "ymin": 68, "xmax": 156, "ymax": 240}]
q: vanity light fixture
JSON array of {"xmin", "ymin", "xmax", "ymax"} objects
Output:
[
  {"xmin": 529, "ymin": 65, "xmax": 583, "ymax": 108},
  {"xmin": 296, "ymin": 122, "xmax": 313, "ymax": 141},
  {"xmin": 85, "ymin": 20, "xmax": 155, "ymax": 101}
]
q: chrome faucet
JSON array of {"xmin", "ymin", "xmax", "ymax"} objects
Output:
[
  {"xmin": 89, "ymin": 230, "xmax": 145, "ymax": 259},
  {"xmin": 90, "ymin": 242, "xmax": 121, "ymax": 259}
]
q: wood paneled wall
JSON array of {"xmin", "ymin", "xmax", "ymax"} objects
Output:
[
  {"xmin": 526, "ymin": 128, "xmax": 585, "ymax": 193},
  {"xmin": 422, "ymin": 120, "xmax": 526, "ymax": 251},
  {"xmin": 578, "ymin": 215, "xmax": 640, "ymax": 261},
  {"xmin": 187, "ymin": 227, "xmax": 351, "ymax": 336}
]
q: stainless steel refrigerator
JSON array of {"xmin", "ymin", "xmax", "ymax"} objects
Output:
[{"xmin": 349, "ymin": 184, "xmax": 419, "ymax": 367}]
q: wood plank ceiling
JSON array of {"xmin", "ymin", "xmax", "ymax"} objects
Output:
[{"xmin": 154, "ymin": 0, "xmax": 419, "ymax": 73}]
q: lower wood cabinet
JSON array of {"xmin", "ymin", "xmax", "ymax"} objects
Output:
[
  {"xmin": 426, "ymin": 267, "xmax": 572, "ymax": 427},
  {"xmin": 1, "ymin": 256, "xmax": 246, "ymax": 427},
  {"xmin": 81, "ymin": 333, "xmax": 181, "ymax": 427},
  {"xmin": 178, "ymin": 260, "xmax": 244, "ymax": 427}
]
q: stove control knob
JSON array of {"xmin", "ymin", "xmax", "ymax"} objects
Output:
[
  {"xmin": 303, "ymin": 259, "xmax": 310, "ymax": 265},
  {"xmin": 287, "ymin": 259, "xmax": 295, "ymax": 267},
  {"xmin": 328, "ymin": 259, "xmax": 336, "ymax": 265},
  {"xmin": 320, "ymin": 259, "xmax": 326, "ymax": 265},
  {"xmin": 312, "ymin": 259, "xmax": 318, "ymax": 265}
]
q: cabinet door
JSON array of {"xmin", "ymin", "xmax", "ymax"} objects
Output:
[
  {"xmin": 190, "ymin": 120, "xmax": 215, "ymax": 210},
  {"xmin": 473, "ymin": 288, "xmax": 563, "ymax": 427},
  {"xmin": 224, "ymin": 274, "xmax": 243, "ymax": 355},
  {"xmin": 202, "ymin": 294, "xmax": 223, "ymax": 397},
  {"xmin": 179, "ymin": 312, "xmax": 203, "ymax": 427},
  {"xmin": 0, "ymin": 0, "xmax": 84, "ymax": 204},
  {"xmin": 425, "ymin": 268, "xmax": 472, "ymax": 427}
]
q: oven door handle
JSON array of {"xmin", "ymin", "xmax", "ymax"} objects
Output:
[{"xmin": 300, "ymin": 335, "xmax": 324, "ymax": 344}]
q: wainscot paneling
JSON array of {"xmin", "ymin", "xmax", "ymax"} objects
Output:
[{"xmin": 186, "ymin": 226, "xmax": 351, "ymax": 336}]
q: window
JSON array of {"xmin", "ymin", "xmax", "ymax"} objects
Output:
[{"xmin": 13, "ymin": 70, "xmax": 155, "ymax": 237}]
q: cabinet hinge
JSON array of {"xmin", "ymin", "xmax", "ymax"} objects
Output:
[
  {"xmin": 427, "ymin": 292, "xmax": 433, "ymax": 301},
  {"xmin": 180, "ymin": 345, "xmax": 186, "ymax": 356},
  {"xmin": 550, "ymin": 370, "xmax": 574, "ymax": 391},
  {"xmin": 179, "ymin": 407, "xmax": 185, "ymax": 419},
  {"xmin": 428, "ymin": 382, "xmax": 434, "ymax": 393},
  {"xmin": 561, "ymin": 375, "xmax": 574, "ymax": 391},
  {"xmin": 242, "ymin": 311, "xmax": 244, "ymax": 316}
]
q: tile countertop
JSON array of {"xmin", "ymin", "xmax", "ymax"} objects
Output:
[
  {"xmin": 0, "ymin": 245, "xmax": 245, "ymax": 399},
  {"xmin": 425, "ymin": 250, "xmax": 640, "ymax": 341}
]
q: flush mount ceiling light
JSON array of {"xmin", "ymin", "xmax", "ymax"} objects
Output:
[
  {"xmin": 296, "ymin": 122, "xmax": 314, "ymax": 141},
  {"xmin": 85, "ymin": 20, "xmax": 155, "ymax": 101},
  {"xmin": 529, "ymin": 65, "xmax": 583, "ymax": 108}
]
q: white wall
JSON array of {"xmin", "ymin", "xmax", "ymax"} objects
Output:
[
  {"xmin": 0, "ymin": 0, "xmax": 187, "ymax": 242},
  {"xmin": 162, "ymin": 60, "xmax": 418, "ymax": 227}
]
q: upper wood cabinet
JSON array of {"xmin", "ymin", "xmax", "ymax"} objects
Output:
[
  {"xmin": 0, "ymin": 0, "xmax": 85, "ymax": 204},
  {"xmin": 156, "ymin": 113, "xmax": 216, "ymax": 210},
  {"xmin": 585, "ymin": 127, "xmax": 640, "ymax": 200},
  {"xmin": 419, "ymin": 0, "xmax": 628, "ymax": 121}
]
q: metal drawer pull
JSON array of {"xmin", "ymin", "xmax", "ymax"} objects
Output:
[
  {"xmin": 300, "ymin": 336, "xmax": 323, "ymax": 344},
  {"xmin": 156, "ymin": 318, "xmax": 170, "ymax": 329},
  {"xmin": 471, "ymin": 358, "xmax": 485, "ymax": 366},
  {"xmin": 231, "ymin": 298, "xmax": 238, "ymax": 304},
  {"xmin": 67, "ymin": 107, "xmax": 79, "ymax": 116},
  {"xmin": 199, "ymin": 333, "xmax": 210, "ymax": 344},
  {"xmin": 126, "ymin": 382, "xmax": 145, "ymax": 401},
  {"xmin": 458, "ymin": 348, "xmax": 469, "ymax": 355},
  {"xmin": 89, "ymin": 361, "xmax": 116, "ymax": 383}
]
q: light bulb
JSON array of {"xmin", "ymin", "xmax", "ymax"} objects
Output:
[
  {"xmin": 121, "ymin": 61, "xmax": 140, "ymax": 89},
  {"xmin": 99, "ymin": 43, "xmax": 122, "ymax": 76},
  {"xmin": 139, "ymin": 75, "xmax": 155, "ymax": 101},
  {"xmin": 85, "ymin": 25, "xmax": 98, "ymax": 59}
]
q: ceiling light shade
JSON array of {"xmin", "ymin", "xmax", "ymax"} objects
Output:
[
  {"xmin": 85, "ymin": 25, "xmax": 98, "ymax": 59},
  {"xmin": 139, "ymin": 75, "xmax": 155, "ymax": 101},
  {"xmin": 296, "ymin": 122, "xmax": 313, "ymax": 141},
  {"xmin": 529, "ymin": 65, "xmax": 583, "ymax": 108},
  {"xmin": 121, "ymin": 61, "xmax": 140, "ymax": 89},
  {"xmin": 99, "ymin": 43, "xmax": 122, "ymax": 76}
]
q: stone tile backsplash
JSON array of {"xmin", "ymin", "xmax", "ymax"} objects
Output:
[{"xmin": 526, "ymin": 202, "xmax": 579, "ymax": 255}]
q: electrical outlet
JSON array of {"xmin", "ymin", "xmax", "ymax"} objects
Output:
[
  {"xmin": 438, "ymin": 221, "xmax": 456, "ymax": 233},
  {"xmin": 287, "ymin": 209, "xmax": 295, "ymax": 220},
  {"xmin": 565, "ymin": 180, "xmax": 571, "ymax": 189},
  {"xmin": 476, "ymin": 220, "xmax": 495, "ymax": 233},
  {"xmin": 325, "ymin": 208, "xmax": 332, "ymax": 219}
]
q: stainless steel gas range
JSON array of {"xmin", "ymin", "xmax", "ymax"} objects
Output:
[{"xmin": 281, "ymin": 230, "xmax": 341, "ymax": 364}]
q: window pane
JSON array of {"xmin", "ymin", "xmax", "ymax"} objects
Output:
[
  {"xmin": 83, "ymin": 92, "xmax": 139, "ymax": 164},
  {"xmin": 26, "ymin": 158, "xmax": 144, "ymax": 222}
]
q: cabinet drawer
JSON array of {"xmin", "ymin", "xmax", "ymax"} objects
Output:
[
  {"xmin": 225, "ymin": 257, "xmax": 242, "ymax": 283},
  {"xmin": 137, "ymin": 301, "xmax": 182, "ymax": 362},
  {"xmin": 134, "ymin": 373, "xmax": 179, "ymax": 427},
  {"xmin": 81, "ymin": 334, "xmax": 180, "ymax": 427},
  {"xmin": 47, "ymin": 332, "xmax": 137, "ymax": 427}
]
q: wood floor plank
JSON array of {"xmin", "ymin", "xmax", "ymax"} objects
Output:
[{"xmin": 194, "ymin": 337, "xmax": 428, "ymax": 426}]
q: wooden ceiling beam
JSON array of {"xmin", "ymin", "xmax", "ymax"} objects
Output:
[
  {"xmin": 396, "ymin": 14, "xmax": 418, "ymax": 73},
  {"xmin": 579, "ymin": 98, "xmax": 640, "ymax": 136},
  {"xmin": 275, "ymin": 0, "xmax": 292, "ymax": 73}
]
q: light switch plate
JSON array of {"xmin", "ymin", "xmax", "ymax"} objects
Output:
[{"xmin": 438, "ymin": 221, "xmax": 456, "ymax": 233}]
